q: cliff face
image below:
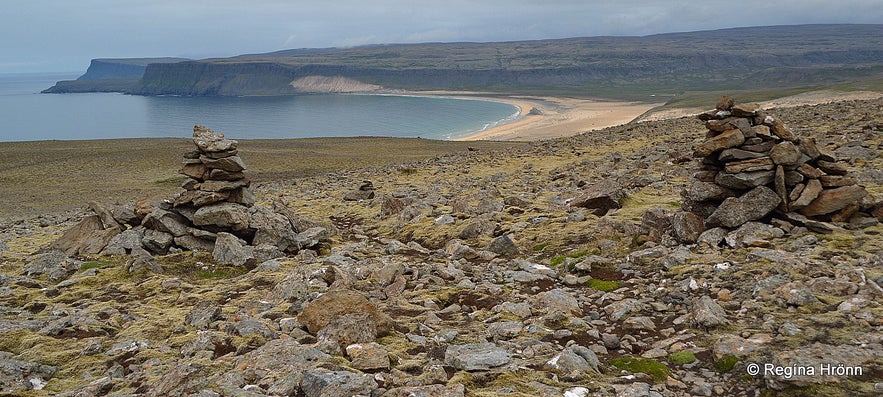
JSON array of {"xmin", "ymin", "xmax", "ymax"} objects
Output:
[
  {"xmin": 43, "ymin": 58, "xmax": 189, "ymax": 94},
  {"xmin": 78, "ymin": 58, "xmax": 190, "ymax": 80},
  {"xmin": 132, "ymin": 61, "xmax": 301, "ymax": 96}
]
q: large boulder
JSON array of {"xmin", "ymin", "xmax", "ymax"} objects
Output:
[
  {"xmin": 49, "ymin": 215, "xmax": 121, "ymax": 256},
  {"xmin": 212, "ymin": 232, "xmax": 254, "ymax": 267},
  {"xmin": 705, "ymin": 186, "xmax": 781, "ymax": 228},
  {"xmin": 194, "ymin": 203, "xmax": 249, "ymax": 231},
  {"xmin": 298, "ymin": 290, "xmax": 394, "ymax": 335},
  {"xmin": 142, "ymin": 209, "xmax": 189, "ymax": 236},
  {"xmin": 248, "ymin": 206, "xmax": 297, "ymax": 250},
  {"xmin": 444, "ymin": 343, "xmax": 511, "ymax": 371},
  {"xmin": 799, "ymin": 185, "xmax": 868, "ymax": 217},
  {"xmin": 569, "ymin": 179, "xmax": 626, "ymax": 216}
]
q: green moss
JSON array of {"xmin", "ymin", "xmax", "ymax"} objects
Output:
[
  {"xmin": 668, "ymin": 351, "xmax": 697, "ymax": 365},
  {"xmin": 550, "ymin": 251, "xmax": 586, "ymax": 267},
  {"xmin": 608, "ymin": 356, "xmax": 671, "ymax": 382},
  {"xmin": 532, "ymin": 243, "xmax": 549, "ymax": 252},
  {"xmin": 714, "ymin": 355, "xmax": 739, "ymax": 373},
  {"xmin": 80, "ymin": 259, "xmax": 118, "ymax": 271},
  {"xmin": 587, "ymin": 279, "xmax": 620, "ymax": 292}
]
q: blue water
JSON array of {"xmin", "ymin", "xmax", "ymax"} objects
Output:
[{"xmin": 0, "ymin": 73, "xmax": 519, "ymax": 142}]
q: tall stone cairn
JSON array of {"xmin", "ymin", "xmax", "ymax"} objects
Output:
[
  {"xmin": 48, "ymin": 125, "xmax": 337, "ymax": 267},
  {"xmin": 683, "ymin": 96, "xmax": 873, "ymax": 233},
  {"xmin": 177, "ymin": 125, "xmax": 255, "ymax": 210}
]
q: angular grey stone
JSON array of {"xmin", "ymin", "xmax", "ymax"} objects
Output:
[
  {"xmin": 769, "ymin": 141, "xmax": 802, "ymax": 165},
  {"xmin": 0, "ymin": 357, "xmax": 57, "ymax": 393},
  {"xmin": 444, "ymin": 343, "xmax": 510, "ymax": 371},
  {"xmin": 486, "ymin": 234, "xmax": 519, "ymax": 257},
  {"xmin": 49, "ymin": 215, "xmax": 121, "ymax": 256},
  {"xmin": 724, "ymin": 222, "xmax": 785, "ymax": 248},
  {"xmin": 697, "ymin": 227, "xmax": 728, "ymax": 247},
  {"xmin": 200, "ymin": 155, "xmax": 246, "ymax": 172},
  {"xmin": 185, "ymin": 300, "xmax": 222, "ymax": 329},
  {"xmin": 101, "ymin": 227, "xmax": 145, "ymax": 255},
  {"xmin": 142, "ymin": 228, "xmax": 174, "ymax": 255},
  {"xmin": 194, "ymin": 203, "xmax": 249, "ymax": 231},
  {"xmin": 685, "ymin": 181, "xmax": 737, "ymax": 202},
  {"xmin": 671, "ymin": 211, "xmax": 705, "ymax": 244},
  {"xmin": 300, "ymin": 369, "xmax": 376, "ymax": 397},
  {"xmin": 381, "ymin": 385, "xmax": 466, "ymax": 397},
  {"xmin": 212, "ymin": 232, "xmax": 254, "ymax": 267},
  {"xmin": 173, "ymin": 235, "xmax": 215, "ymax": 253},
  {"xmin": 693, "ymin": 129, "xmax": 745, "ymax": 157},
  {"xmin": 718, "ymin": 148, "xmax": 765, "ymax": 161},
  {"xmin": 800, "ymin": 185, "xmax": 868, "ymax": 217},
  {"xmin": 570, "ymin": 179, "xmax": 626, "ymax": 216},
  {"xmin": 315, "ymin": 312, "xmax": 378, "ymax": 355},
  {"xmin": 691, "ymin": 296, "xmax": 730, "ymax": 329},
  {"xmin": 248, "ymin": 206, "xmax": 297, "ymax": 250},
  {"xmin": 714, "ymin": 170, "xmax": 775, "ymax": 190},
  {"xmin": 142, "ymin": 209, "xmax": 189, "ymax": 237},
  {"xmin": 24, "ymin": 251, "xmax": 81, "ymax": 282},
  {"xmin": 127, "ymin": 246, "xmax": 162, "ymax": 273},
  {"xmin": 544, "ymin": 345, "xmax": 600, "ymax": 374},
  {"xmin": 706, "ymin": 186, "xmax": 781, "ymax": 228}
]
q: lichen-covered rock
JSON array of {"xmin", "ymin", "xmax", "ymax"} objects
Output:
[
  {"xmin": 49, "ymin": 215, "xmax": 121, "ymax": 256},
  {"xmin": 194, "ymin": 203, "xmax": 249, "ymax": 231},
  {"xmin": 300, "ymin": 369, "xmax": 376, "ymax": 397},
  {"xmin": 298, "ymin": 289, "xmax": 394, "ymax": 335},
  {"xmin": 444, "ymin": 343, "xmax": 510, "ymax": 371},
  {"xmin": 211, "ymin": 232, "xmax": 254, "ymax": 267},
  {"xmin": 691, "ymin": 296, "xmax": 730, "ymax": 329},
  {"xmin": 705, "ymin": 186, "xmax": 780, "ymax": 228},
  {"xmin": 569, "ymin": 179, "xmax": 626, "ymax": 216}
]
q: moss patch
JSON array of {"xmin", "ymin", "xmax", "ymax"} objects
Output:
[
  {"xmin": 550, "ymin": 251, "xmax": 586, "ymax": 267},
  {"xmin": 587, "ymin": 279, "xmax": 620, "ymax": 292},
  {"xmin": 668, "ymin": 351, "xmax": 697, "ymax": 366},
  {"xmin": 608, "ymin": 356, "xmax": 671, "ymax": 382},
  {"xmin": 715, "ymin": 355, "xmax": 739, "ymax": 373}
]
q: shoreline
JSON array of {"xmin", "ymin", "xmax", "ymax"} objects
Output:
[{"xmin": 405, "ymin": 90, "xmax": 664, "ymax": 141}]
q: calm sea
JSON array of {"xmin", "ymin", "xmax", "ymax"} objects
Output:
[{"xmin": 0, "ymin": 73, "xmax": 519, "ymax": 142}]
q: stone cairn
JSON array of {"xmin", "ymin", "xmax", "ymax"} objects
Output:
[
  {"xmin": 177, "ymin": 125, "xmax": 255, "ymax": 211},
  {"xmin": 683, "ymin": 96, "xmax": 875, "ymax": 237},
  {"xmin": 51, "ymin": 125, "xmax": 330, "ymax": 269}
]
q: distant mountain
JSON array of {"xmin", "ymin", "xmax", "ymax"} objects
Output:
[{"xmin": 46, "ymin": 25, "xmax": 883, "ymax": 99}]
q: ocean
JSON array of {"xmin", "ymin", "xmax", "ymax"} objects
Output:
[{"xmin": 0, "ymin": 73, "xmax": 519, "ymax": 142}]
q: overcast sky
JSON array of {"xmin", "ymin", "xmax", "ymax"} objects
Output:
[{"xmin": 2, "ymin": 0, "xmax": 881, "ymax": 73}]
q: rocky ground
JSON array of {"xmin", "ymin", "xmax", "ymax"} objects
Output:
[{"xmin": 0, "ymin": 98, "xmax": 881, "ymax": 396}]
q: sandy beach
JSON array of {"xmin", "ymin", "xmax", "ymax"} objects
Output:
[{"xmin": 411, "ymin": 91, "xmax": 663, "ymax": 141}]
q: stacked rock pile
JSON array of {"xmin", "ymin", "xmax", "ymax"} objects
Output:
[
  {"xmin": 176, "ymin": 125, "xmax": 255, "ymax": 210},
  {"xmin": 51, "ymin": 126, "xmax": 331, "ymax": 268},
  {"xmin": 683, "ymin": 96, "xmax": 875, "ymax": 234}
]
